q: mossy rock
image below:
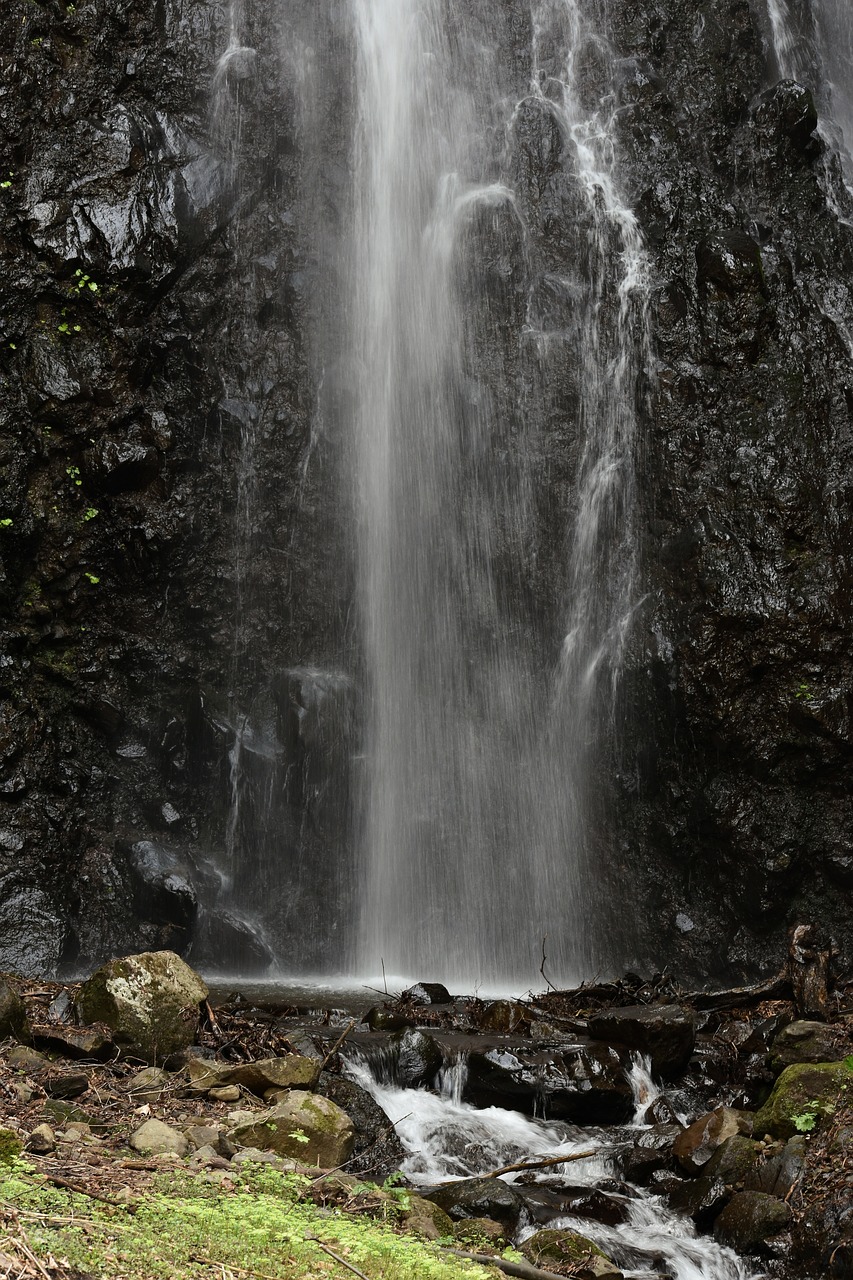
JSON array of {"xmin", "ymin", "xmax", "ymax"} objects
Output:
[
  {"xmin": 76, "ymin": 951, "xmax": 208, "ymax": 1064},
  {"xmin": 0, "ymin": 1129, "xmax": 22, "ymax": 1164},
  {"xmin": 704, "ymin": 1134, "xmax": 761, "ymax": 1186},
  {"xmin": 229, "ymin": 1091, "xmax": 355, "ymax": 1167},
  {"xmin": 753, "ymin": 1061, "xmax": 853, "ymax": 1140},
  {"xmin": 520, "ymin": 1229, "xmax": 623, "ymax": 1278},
  {"xmin": 0, "ymin": 978, "xmax": 29, "ymax": 1042},
  {"xmin": 402, "ymin": 1194, "xmax": 453, "ymax": 1241}
]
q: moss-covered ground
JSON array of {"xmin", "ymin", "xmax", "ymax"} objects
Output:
[{"xmin": 0, "ymin": 1161, "xmax": 496, "ymax": 1280}]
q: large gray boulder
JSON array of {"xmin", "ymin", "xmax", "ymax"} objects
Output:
[
  {"xmin": 587, "ymin": 1005, "xmax": 695, "ymax": 1077},
  {"xmin": 76, "ymin": 951, "xmax": 208, "ymax": 1063}
]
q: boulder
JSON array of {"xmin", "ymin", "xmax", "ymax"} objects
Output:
[
  {"xmin": 76, "ymin": 951, "xmax": 208, "ymax": 1063},
  {"xmin": 479, "ymin": 1001, "xmax": 532, "ymax": 1034},
  {"xmin": 586, "ymin": 1005, "xmax": 695, "ymax": 1076},
  {"xmin": 454, "ymin": 1218, "xmax": 507, "ymax": 1246},
  {"xmin": 8, "ymin": 1045, "xmax": 49, "ymax": 1074},
  {"xmin": 744, "ymin": 1136, "xmax": 806, "ymax": 1198},
  {"xmin": 0, "ymin": 979, "xmax": 28, "ymax": 1041},
  {"xmin": 393, "ymin": 1029, "xmax": 443, "ymax": 1088},
  {"xmin": 518, "ymin": 1184, "xmax": 630, "ymax": 1228},
  {"xmin": 210, "ymin": 1085, "xmax": 242, "ymax": 1103},
  {"xmin": 364, "ymin": 1007, "xmax": 415, "ymax": 1032},
  {"xmin": 621, "ymin": 1124, "xmax": 682, "ymax": 1185},
  {"xmin": 224, "ymin": 1055, "xmax": 320, "ymax": 1096},
  {"xmin": 228, "ymin": 1091, "xmax": 354, "ymax": 1167},
  {"xmin": 424, "ymin": 1177, "xmax": 527, "ymax": 1229},
  {"xmin": 314, "ymin": 1072, "xmax": 407, "ymax": 1178},
  {"xmin": 27, "ymin": 1124, "xmax": 55, "ymax": 1154},
  {"xmin": 673, "ymin": 1107, "xmax": 744, "ymax": 1174},
  {"xmin": 32, "ymin": 1026, "xmax": 113, "ymax": 1060},
  {"xmin": 402, "ymin": 1194, "xmax": 454, "ymax": 1240},
  {"xmin": 668, "ymin": 1174, "xmax": 729, "ymax": 1226},
  {"xmin": 713, "ymin": 1191, "xmax": 792, "ymax": 1251},
  {"xmin": 129, "ymin": 1118, "xmax": 189, "ymax": 1158},
  {"xmin": 770, "ymin": 1021, "xmax": 852, "ymax": 1073},
  {"xmin": 184, "ymin": 1124, "xmax": 222, "ymax": 1152},
  {"xmin": 402, "ymin": 983, "xmax": 451, "ymax": 1005},
  {"xmin": 464, "ymin": 1042, "xmax": 634, "ymax": 1124},
  {"xmin": 754, "ymin": 1061, "xmax": 853, "ymax": 1140},
  {"xmin": 520, "ymin": 1229, "xmax": 623, "ymax": 1278},
  {"xmin": 703, "ymin": 1135, "xmax": 761, "ymax": 1187}
]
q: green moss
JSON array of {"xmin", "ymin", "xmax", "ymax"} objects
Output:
[
  {"xmin": 0, "ymin": 1162, "xmax": 496, "ymax": 1280},
  {"xmin": 754, "ymin": 1061, "xmax": 853, "ymax": 1139},
  {"xmin": 0, "ymin": 1130, "xmax": 22, "ymax": 1164}
]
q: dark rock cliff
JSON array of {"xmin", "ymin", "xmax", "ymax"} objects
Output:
[{"xmin": 0, "ymin": 0, "xmax": 850, "ymax": 981}]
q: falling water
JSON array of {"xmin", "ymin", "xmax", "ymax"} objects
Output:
[{"xmin": 351, "ymin": 0, "xmax": 648, "ymax": 989}]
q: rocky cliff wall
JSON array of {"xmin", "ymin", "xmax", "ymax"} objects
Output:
[{"xmin": 0, "ymin": 0, "xmax": 851, "ymax": 981}]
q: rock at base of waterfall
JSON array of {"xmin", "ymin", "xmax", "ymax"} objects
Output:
[
  {"xmin": 392, "ymin": 1028, "xmax": 442, "ymax": 1088},
  {"xmin": 129, "ymin": 1118, "xmax": 189, "ymax": 1158},
  {"xmin": 402, "ymin": 1194, "xmax": 454, "ymax": 1241},
  {"xmin": 586, "ymin": 1005, "xmax": 696, "ymax": 1076},
  {"xmin": 702, "ymin": 1134, "xmax": 762, "ymax": 1187},
  {"xmin": 668, "ymin": 1174, "xmax": 729, "ymax": 1226},
  {"xmin": 225, "ymin": 1055, "xmax": 320, "ymax": 1096},
  {"xmin": 401, "ymin": 983, "xmax": 451, "ymax": 1005},
  {"xmin": 423, "ymin": 1177, "xmax": 526, "ymax": 1230},
  {"xmin": 620, "ymin": 1124, "xmax": 682, "ymax": 1184},
  {"xmin": 520, "ymin": 1229, "xmax": 624, "ymax": 1278},
  {"xmin": 713, "ymin": 1191, "xmax": 792, "ymax": 1251},
  {"xmin": 227, "ymin": 1091, "xmax": 354, "ymax": 1167},
  {"xmin": 673, "ymin": 1107, "xmax": 745, "ymax": 1173},
  {"xmin": 314, "ymin": 1072, "xmax": 407, "ymax": 1178},
  {"xmin": 769, "ymin": 1020, "xmax": 853, "ymax": 1073},
  {"xmin": 754, "ymin": 1061, "xmax": 853, "ymax": 1139},
  {"xmin": 76, "ymin": 951, "xmax": 208, "ymax": 1064},
  {"xmin": 454, "ymin": 1217, "xmax": 507, "ymax": 1247},
  {"xmin": 464, "ymin": 1042, "xmax": 635, "ymax": 1124}
]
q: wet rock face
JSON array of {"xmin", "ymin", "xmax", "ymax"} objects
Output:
[{"xmin": 0, "ymin": 0, "xmax": 852, "ymax": 978}]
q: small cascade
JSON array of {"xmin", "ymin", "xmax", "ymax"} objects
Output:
[
  {"xmin": 345, "ymin": 1051, "xmax": 764, "ymax": 1280},
  {"xmin": 627, "ymin": 1052, "xmax": 660, "ymax": 1124}
]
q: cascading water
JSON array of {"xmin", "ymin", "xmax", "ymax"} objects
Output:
[
  {"xmin": 346, "ymin": 1052, "xmax": 764, "ymax": 1280},
  {"xmin": 350, "ymin": 0, "xmax": 649, "ymax": 991}
]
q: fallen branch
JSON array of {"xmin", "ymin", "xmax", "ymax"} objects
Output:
[
  {"xmin": 191, "ymin": 1256, "xmax": 293, "ymax": 1280},
  {"xmin": 319, "ymin": 1020, "xmax": 358, "ymax": 1073},
  {"xmin": 539, "ymin": 936, "xmax": 557, "ymax": 995},
  {"xmin": 29, "ymin": 1171, "xmax": 136, "ymax": 1213},
  {"xmin": 304, "ymin": 1233, "xmax": 371, "ymax": 1280},
  {"xmin": 483, "ymin": 1150, "xmax": 597, "ymax": 1179},
  {"xmin": 440, "ymin": 1248, "xmax": 573, "ymax": 1280}
]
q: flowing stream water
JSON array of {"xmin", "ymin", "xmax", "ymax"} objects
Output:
[
  {"xmin": 345, "ymin": 1052, "xmax": 764, "ymax": 1280},
  {"xmin": 349, "ymin": 0, "xmax": 648, "ymax": 991}
]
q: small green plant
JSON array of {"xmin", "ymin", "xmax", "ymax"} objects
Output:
[
  {"xmin": 84, "ymin": 572, "xmax": 100, "ymax": 585},
  {"xmin": 288, "ymin": 1129, "xmax": 310, "ymax": 1145},
  {"xmin": 791, "ymin": 1097, "xmax": 834, "ymax": 1133},
  {"xmin": 0, "ymin": 173, "xmax": 13, "ymax": 190},
  {"xmin": 83, "ymin": 507, "xmax": 98, "ymax": 522},
  {"xmin": 7, "ymin": 343, "xmax": 15, "ymax": 351},
  {"xmin": 73, "ymin": 269, "xmax": 98, "ymax": 294},
  {"xmin": 794, "ymin": 682, "xmax": 814, "ymax": 701},
  {"xmin": 381, "ymin": 1173, "xmax": 411, "ymax": 1212},
  {"xmin": 65, "ymin": 466, "xmax": 82, "ymax": 487},
  {"xmin": 0, "ymin": 519, "xmax": 12, "ymax": 528}
]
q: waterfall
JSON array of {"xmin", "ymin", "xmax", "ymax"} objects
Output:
[{"xmin": 349, "ymin": 0, "xmax": 649, "ymax": 990}]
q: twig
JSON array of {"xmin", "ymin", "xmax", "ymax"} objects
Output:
[
  {"xmin": 482, "ymin": 1150, "xmax": 597, "ymax": 1179},
  {"xmin": 539, "ymin": 936, "xmax": 557, "ymax": 994},
  {"xmin": 304, "ymin": 1233, "xmax": 371, "ymax": 1280},
  {"xmin": 381, "ymin": 958, "xmax": 387, "ymax": 997},
  {"xmin": 190, "ymin": 1256, "xmax": 292, "ymax": 1280},
  {"xmin": 319, "ymin": 1020, "xmax": 357, "ymax": 1073},
  {"xmin": 29, "ymin": 1171, "xmax": 136, "ymax": 1213},
  {"xmin": 440, "ymin": 1247, "xmax": 572, "ymax": 1279}
]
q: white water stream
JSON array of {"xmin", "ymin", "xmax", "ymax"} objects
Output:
[{"xmin": 346, "ymin": 1052, "xmax": 764, "ymax": 1280}]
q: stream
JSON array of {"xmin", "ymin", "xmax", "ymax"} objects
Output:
[{"xmin": 345, "ymin": 1052, "xmax": 764, "ymax": 1280}]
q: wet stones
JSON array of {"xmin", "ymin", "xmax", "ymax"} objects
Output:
[
  {"xmin": 587, "ymin": 1005, "xmax": 696, "ymax": 1077},
  {"xmin": 424, "ymin": 1177, "xmax": 527, "ymax": 1230},
  {"xmin": 673, "ymin": 1106, "xmax": 745, "ymax": 1174},
  {"xmin": 464, "ymin": 1042, "xmax": 634, "ymax": 1124},
  {"xmin": 713, "ymin": 1190, "xmax": 792, "ymax": 1252},
  {"xmin": 696, "ymin": 231, "xmax": 765, "ymax": 297},
  {"xmin": 0, "ymin": 979, "xmax": 28, "ymax": 1041},
  {"xmin": 752, "ymin": 80, "xmax": 818, "ymax": 155}
]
